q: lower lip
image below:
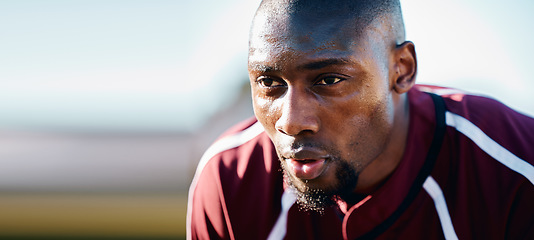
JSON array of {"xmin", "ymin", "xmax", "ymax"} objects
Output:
[{"xmin": 286, "ymin": 158, "xmax": 326, "ymax": 180}]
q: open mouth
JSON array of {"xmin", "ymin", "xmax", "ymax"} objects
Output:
[{"xmin": 286, "ymin": 158, "xmax": 327, "ymax": 180}]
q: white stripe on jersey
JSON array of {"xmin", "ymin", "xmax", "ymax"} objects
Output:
[
  {"xmin": 267, "ymin": 190, "xmax": 297, "ymax": 240},
  {"xmin": 445, "ymin": 111, "xmax": 534, "ymax": 185},
  {"xmin": 419, "ymin": 87, "xmax": 467, "ymax": 96},
  {"xmin": 186, "ymin": 121, "xmax": 265, "ymax": 240},
  {"xmin": 423, "ymin": 176, "xmax": 459, "ymax": 240}
]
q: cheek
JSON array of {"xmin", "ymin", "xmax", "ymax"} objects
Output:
[
  {"xmin": 252, "ymin": 95, "xmax": 280, "ymax": 133},
  {"xmin": 341, "ymin": 83, "xmax": 392, "ymax": 128},
  {"xmin": 323, "ymin": 93, "xmax": 369, "ymax": 133},
  {"xmin": 329, "ymin": 90, "xmax": 394, "ymax": 159}
]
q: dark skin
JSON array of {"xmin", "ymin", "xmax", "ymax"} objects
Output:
[{"xmin": 248, "ymin": 3, "xmax": 417, "ymax": 205}]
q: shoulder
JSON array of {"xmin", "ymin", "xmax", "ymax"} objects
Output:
[
  {"xmin": 200, "ymin": 117, "xmax": 266, "ymax": 167},
  {"xmin": 416, "ymin": 84, "xmax": 534, "ymax": 182},
  {"xmin": 415, "ymin": 85, "xmax": 534, "ymax": 238},
  {"xmin": 191, "ymin": 117, "xmax": 271, "ymax": 192},
  {"xmin": 188, "ymin": 117, "xmax": 282, "ymax": 239},
  {"xmin": 422, "ymin": 85, "xmax": 534, "ymax": 160},
  {"xmin": 189, "ymin": 117, "xmax": 283, "ymax": 211}
]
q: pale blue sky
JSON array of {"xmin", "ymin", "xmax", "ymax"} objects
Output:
[{"xmin": 1, "ymin": 0, "xmax": 533, "ymax": 132}]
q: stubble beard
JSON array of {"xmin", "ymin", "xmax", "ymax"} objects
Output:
[{"xmin": 281, "ymin": 157, "xmax": 359, "ymax": 214}]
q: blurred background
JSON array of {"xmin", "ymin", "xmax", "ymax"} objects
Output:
[{"xmin": 0, "ymin": 0, "xmax": 533, "ymax": 239}]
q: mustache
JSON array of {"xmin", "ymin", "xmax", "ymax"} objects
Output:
[
  {"xmin": 276, "ymin": 140, "xmax": 331, "ymax": 159},
  {"xmin": 289, "ymin": 141, "xmax": 325, "ymax": 150}
]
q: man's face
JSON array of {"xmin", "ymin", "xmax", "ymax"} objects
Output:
[{"xmin": 248, "ymin": 13, "xmax": 396, "ymax": 211}]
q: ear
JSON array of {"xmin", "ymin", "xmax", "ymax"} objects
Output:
[{"xmin": 391, "ymin": 41, "xmax": 417, "ymax": 94}]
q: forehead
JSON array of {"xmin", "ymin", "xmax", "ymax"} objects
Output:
[
  {"xmin": 248, "ymin": 13, "xmax": 370, "ymax": 71},
  {"xmin": 246, "ymin": 2, "xmax": 389, "ymax": 69}
]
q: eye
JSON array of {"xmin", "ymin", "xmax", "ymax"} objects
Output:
[
  {"xmin": 315, "ymin": 76, "xmax": 344, "ymax": 85},
  {"xmin": 257, "ymin": 77, "xmax": 285, "ymax": 88}
]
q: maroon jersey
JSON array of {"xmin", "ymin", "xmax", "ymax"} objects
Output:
[{"xmin": 187, "ymin": 85, "xmax": 534, "ymax": 240}]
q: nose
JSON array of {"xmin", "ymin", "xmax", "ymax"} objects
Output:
[{"xmin": 275, "ymin": 88, "xmax": 320, "ymax": 136}]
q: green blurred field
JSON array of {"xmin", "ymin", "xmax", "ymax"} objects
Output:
[{"xmin": 0, "ymin": 193, "xmax": 187, "ymax": 240}]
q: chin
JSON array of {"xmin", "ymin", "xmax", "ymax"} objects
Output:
[
  {"xmin": 284, "ymin": 174, "xmax": 336, "ymax": 214},
  {"xmin": 281, "ymin": 160, "xmax": 359, "ymax": 213}
]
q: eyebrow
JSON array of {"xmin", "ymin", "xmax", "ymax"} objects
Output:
[
  {"xmin": 298, "ymin": 58, "xmax": 353, "ymax": 70},
  {"xmin": 249, "ymin": 58, "xmax": 354, "ymax": 73},
  {"xmin": 248, "ymin": 63, "xmax": 281, "ymax": 73}
]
